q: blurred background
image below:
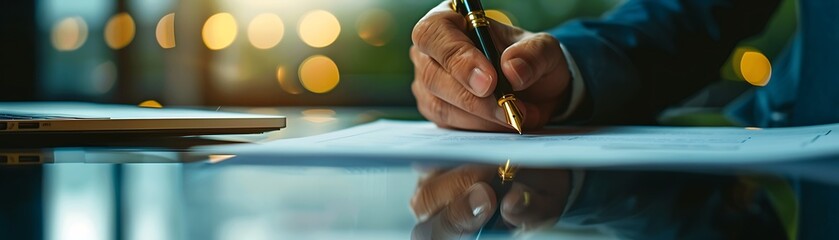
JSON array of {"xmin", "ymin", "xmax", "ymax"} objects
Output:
[
  {"xmin": 0, "ymin": 0, "xmax": 796, "ymax": 107},
  {"xmin": 0, "ymin": 1, "xmax": 802, "ymax": 240}
]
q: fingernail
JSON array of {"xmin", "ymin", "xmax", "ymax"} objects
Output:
[
  {"xmin": 508, "ymin": 190, "xmax": 530, "ymax": 214},
  {"xmin": 507, "ymin": 58, "xmax": 532, "ymax": 89},
  {"xmin": 468, "ymin": 68, "xmax": 492, "ymax": 96},
  {"xmin": 468, "ymin": 184, "xmax": 491, "ymax": 218}
]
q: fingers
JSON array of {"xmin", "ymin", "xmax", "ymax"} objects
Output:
[
  {"xmin": 499, "ymin": 183, "xmax": 564, "ymax": 231},
  {"xmin": 500, "ymin": 33, "xmax": 566, "ymax": 92},
  {"xmin": 411, "ymin": 165, "xmax": 496, "ymax": 221},
  {"xmin": 499, "ymin": 169, "xmax": 570, "ymax": 230},
  {"xmin": 410, "ymin": 46, "xmax": 509, "ymax": 130},
  {"xmin": 412, "ymin": 1, "xmax": 496, "ymax": 97},
  {"xmin": 412, "ymin": 183, "xmax": 497, "ymax": 240}
]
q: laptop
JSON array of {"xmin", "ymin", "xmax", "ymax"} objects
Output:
[{"xmin": 0, "ymin": 102, "xmax": 286, "ymax": 136}]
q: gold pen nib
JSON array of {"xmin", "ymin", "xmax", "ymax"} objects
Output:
[
  {"xmin": 498, "ymin": 94, "xmax": 523, "ymax": 134},
  {"xmin": 498, "ymin": 159, "xmax": 517, "ymax": 184}
]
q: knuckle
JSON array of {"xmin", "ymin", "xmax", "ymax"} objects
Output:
[
  {"xmin": 533, "ymin": 33, "xmax": 561, "ymax": 56},
  {"xmin": 430, "ymin": 97, "xmax": 449, "ymax": 124},
  {"xmin": 411, "ymin": 18, "xmax": 434, "ymax": 46},
  {"xmin": 419, "ymin": 59, "xmax": 438, "ymax": 86},
  {"xmin": 411, "ymin": 80, "xmax": 422, "ymax": 98},
  {"xmin": 456, "ymin": 89, "xmax": 482, "ymax": 114},
  {"xmin": 412, "ymin": 13, "xmax": 446, "ymax": 47},
  {"xmin": 440, "ymin": 44, "xmax": 474, "ymax": 75},
  {"xmin": 418, "ymin": 64, "xmax": 446, "ymax": 97}
]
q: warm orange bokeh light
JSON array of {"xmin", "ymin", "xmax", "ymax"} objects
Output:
[
  {"xmin": 51, "ymin": 17, "xmax": 88, "ymax": 51},
  {"xmin": 276, "ymin": 66, "xmax": 302, "ymax": 95},
  {"xmin": 104, "ymin": 13, "xmax": 136, "ymax": 50},
  {"xmin": 298, "ymin": 10, "xmax": 341, "ymax": 48},
  {"xmin": 203, "ymin": 13, "xmax": 238, "ymax": 50},
  {"xmin": 138, "ymin": 100, "xmax": 164, "ymax": 108},
  {"xmin": 299, "ymin": 55, "xmax": 340, "ymax": 94},
  {"xmin": 485, "ymin": 10, "xmax": 514, "ymax": 26},
  {"xmin": 740, "ymin": 51, "xmax": 772, "ymax": 86},
  {"xmin": 156, "ymin": 13, "xmax": 176, "ymax": 49},
  {"xmin": 248, "ymin": 13, "xmax": 284, "ymax": 49}
]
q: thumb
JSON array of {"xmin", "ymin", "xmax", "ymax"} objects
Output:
[{"xmin": 500, "ymin": 33, "xmax": 564, "ymax": 91}]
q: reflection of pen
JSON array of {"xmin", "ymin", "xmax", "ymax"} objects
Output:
[
  {"xmin": 451, "ymin": 0, "xmax": 523, "ymax": 134},
  {"xmin": 475, "ymin": 159, "xmax": 517, "ymax": 238}
]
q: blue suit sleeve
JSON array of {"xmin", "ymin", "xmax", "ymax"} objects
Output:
[
  {"xmin": 550, "ymin": 0, "xmax": 781, "ymax": 124},
  {"xmin": 560, "ymin": 171, "xmax": 785, "ymax": 239}
]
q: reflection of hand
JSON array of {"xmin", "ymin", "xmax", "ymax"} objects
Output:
[
  {"xmin": 410, "ymin": 165, "xmax": 571, "ymax": 239},
  {"xmin": 410, "ymin": 1, "xmax": 571, "ymax": 132}
]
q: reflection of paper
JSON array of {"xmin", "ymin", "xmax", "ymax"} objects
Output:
[{"xmin": 208, "ymin": 120, "xmax": 839, "ymax": 167}]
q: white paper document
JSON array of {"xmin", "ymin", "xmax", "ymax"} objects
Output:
[{"xmin": 207, "ymin": 120, "xmax": 839, "ymax": 167}]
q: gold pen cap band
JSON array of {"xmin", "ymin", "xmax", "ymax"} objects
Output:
[{"xmin": 467, "ymin": 10, "xmax": 490, "ymax": 28}]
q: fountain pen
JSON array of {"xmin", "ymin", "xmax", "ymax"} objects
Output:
[
  {"xmin": 451, "ymin": 0, "xmax": 523, "ymax": 134},
  {"xmin": 475, "ymin": 160, "xmax": 517, "ymax": 238}
]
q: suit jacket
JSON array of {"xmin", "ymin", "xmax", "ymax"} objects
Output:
[{"xmin": 549, "ymin": 0, "xmax": 839, "ymax": 239}]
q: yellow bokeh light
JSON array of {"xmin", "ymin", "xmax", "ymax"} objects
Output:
[
  {"xmin": 299, "ymin": 55, "xmax": 340, "ymax": 94},
  {"xmin": 51, "ymin": 17, "xmax": 88, "ymax": 51},
  {"xmin": 156, "ymin": 13, "xmax": 176, "ymax": 49},
  {"xmin": 138, "ymin": 100, "xmax": 163, "ymax": 108},
  {"xmin": 248, "ymin": 13, "xmax": 284, "ymax": 49},
  {"xmin": 485, "ymin": 10, "xmax": 514, "ymax": 26},
  {"xmin": 298, "ymin": 10, "xmax": 341, "ymax": 48},
  {"xmin": 276, "ymin": 66, "xmax": 302, "ymax": 95},
  {"xmin": 740, "ymin": 51, "xmax": 772, "ymax": 86},
  {"xmin": 357, "ymin": 9, "xmax": 394, "ymax": 47},
  {"xmin": 203, "ymin": 13, "xmax": 238, "ymax": 50},
  {"xmin": 104, "ymin": 13, "xmax": 136, "ymax": 50}
]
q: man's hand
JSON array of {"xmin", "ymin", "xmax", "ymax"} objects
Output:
[
  {"xmin": 410, "ymin": 165, "xmax": 570, "ymax": 239},
  {"xmin": 410, "ymin": 1, "xmax": 571, "ymax": 132}
]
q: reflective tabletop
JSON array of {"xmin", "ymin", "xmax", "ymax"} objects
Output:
[
  {"xmin": 5, "ymin": 107, "xmax": 836, "ymax": 240},
  {"xmin": 0, "ymin": 107, "xmax": 613, "ymax": 240}
]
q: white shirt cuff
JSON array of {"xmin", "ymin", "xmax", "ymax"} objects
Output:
[
  {"xmin": 562, "ymin": 169, "xmax": 585, "ymax": 215},
  {"xmin": 554, "ymin": 43, "xmax": 586, "ymax": 122}
]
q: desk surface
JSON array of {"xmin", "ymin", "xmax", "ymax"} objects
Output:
[{"xmin": 0, "ymin": 107, "xmax": 615, "ymax": 240}]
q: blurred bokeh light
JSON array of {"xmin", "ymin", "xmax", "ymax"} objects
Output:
[
  {"xmin": 51, "ymin": 17, "xmax": 88, "ymax": 51},
  {"xmin": 301, "ymin": 109, "xmax": 337, "ymax": 123},
  {"xmin": 299, "ymin": 55, "xmax": 340, "ymax": 94},
  {"xmin": 104, "ymin": 12, "xmax": 135, "ymax": 49},
  {"xmin": 155, "ymin": 13, "xmax": 176, "ymax": 49},
  {"xmin": 276, "ymin": 66, "xmax": 302, "ymax": 95},
  {"xmin": 247, "ymin": 13, "xmax": 284, "ymax": 49},
  {"xmin": 356, "ymin": 9, "xmax": 394, "ymax": 47},
  {"xmin": 485, "ymin": 9, "xmax": 514, "ymax": 26},
  {"xmin": 138, "ymin": 100, "xmax": 164, "ymax": 108},
  {"xmin": 202, "ymin": 12, "xmax": 238, "ymax": 50},
  {"xmin": 740, "ymin": 51, "xmax": 772, "ymax": 86},
  {"xmin": 91, "ymin": 61, "xmax": 117, "ymax": 94},
  {"xmin": 34, "ymin": 0, "xmax": 797, "ymax": 107},
  {"xmin": 298, "ymin": 10, "xmax": 340, "ymax": 48}
]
